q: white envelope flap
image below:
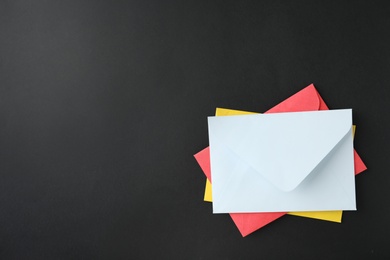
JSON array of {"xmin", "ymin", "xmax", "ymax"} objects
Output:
[{"xmin": 208, "ymin": 109, "xmax": 352, "ymax": 192}]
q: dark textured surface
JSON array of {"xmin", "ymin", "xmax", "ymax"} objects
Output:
[{"xmin": 0, "ymin": 1, "xmax": 388, "ymax": 259}]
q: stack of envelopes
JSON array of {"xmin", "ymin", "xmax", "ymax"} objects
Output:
[{"xmin": 194, "ymin": 84, "xmax": 367, "ymax": 237}]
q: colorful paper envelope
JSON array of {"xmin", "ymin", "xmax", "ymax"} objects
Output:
[
  {"xmin": 194, "ymin": 84, "xmax": 367, "ymax": 236},
  {"xmin": 209, "ymin": 109, "xmax": 355, "ymax": 213},
  {"xmin": 200, "ymin": 114, "xmax": 358, "ymax": 222}
]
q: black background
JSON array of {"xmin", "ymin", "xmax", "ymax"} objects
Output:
[{"xmin": 0, "ymin": 1, "xmax": 388, "ymax": 259}]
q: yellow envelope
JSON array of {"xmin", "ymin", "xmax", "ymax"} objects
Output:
[
  {"xmin": 204, "ymin": 108, "xmax": 358, "ymax": 223},
  {"xmin": 204, "ymin": 179, "xmax": 212, "ymax": 202}
]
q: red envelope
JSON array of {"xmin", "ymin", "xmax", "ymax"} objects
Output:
[{"xmin": 194, "ymin": 84, "xmax": 367, "ymax": 237}]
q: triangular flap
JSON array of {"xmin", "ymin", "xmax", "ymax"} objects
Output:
[
  {"xmin": 209, "ymin": 109, "xmax": 352, "ymax": 192},
  {"xmin": 266, "ymin": 84, "xmax": 320, "ymax": 114},
  {"xmin": 281, "ymin": 126, "xmax": 353, "ymax": 191}
]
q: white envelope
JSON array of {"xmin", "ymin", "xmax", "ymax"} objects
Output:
[{"xmin": 208, "ymin": 109, "xmax": 356, "ymax": 213}]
